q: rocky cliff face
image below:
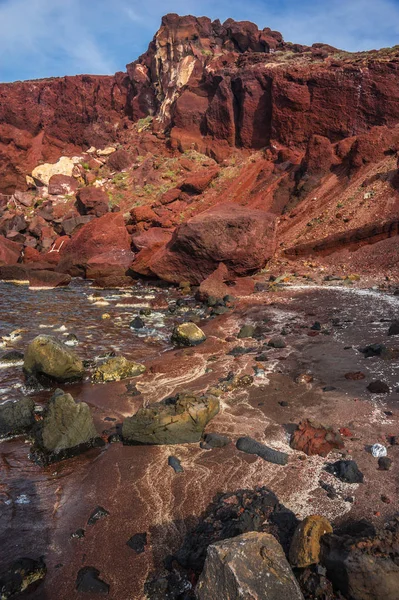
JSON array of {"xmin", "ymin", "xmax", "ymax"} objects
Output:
[{"xmin": 3, "ymin": 13, "xmax": 399, "ymax": 193}]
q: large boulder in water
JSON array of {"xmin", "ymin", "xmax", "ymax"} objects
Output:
[
  {"xmin": 196, "ymin": 531, "xmax": 304, "ymax": 600},
  {"xmin": 0, "ymin": 397, "xmax": 35, "ymax": 438},
  {"xmin": 57, "ymin": 213, "xmax": 133, "ymax": 277},
  {"xmin": 92, "ymin": 356, "xmax": 145, "ymax": 383},
  {"xmin": 23, "ymin": 335, "xmax": 84, "ymax": 383},
  {"xmin": 31, "ymin": 389, "xmax": 103, "ymax": 464},
  {"xmin": 131, "ymin": 203, "xmax": 277, "ymax": 284},
  {"xmin": 122, "ymin": 392, "xmax": 219, "ymax": 445}
]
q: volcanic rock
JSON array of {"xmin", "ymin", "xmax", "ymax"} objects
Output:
[
  {"xmin": 107, "ymin": 149, "xmax": 133, "ymax": 171},
  {"xmin": 127, "ymin": 532, "xmax": 147, "ymax": 554},
  {"xmin": 28, "ymin": 270, "xmax": 71, "ymax": 289},
  {"xmin": 171, "ymin": 322, "xmax": 206, "ymax": 346},
  {"xmin": 92, "ymin": 356, "xmax": 145, "ymax": 383},
  {"xmin": 122, "ymin": 392, "xmax": 219, "ymax": 445},
  {"xmin": 236, "ymin": 436, "xmax": 289, "ymax": 465},
  {"xmin": 48, "ymin": 174, "xmax": 78, "ymax": 196},
  {"xmin": 0, "ymin": 397, "xmax": 35, "ymax": 438},
  {"xmin": 367, "ymin": 380, "xmax": 390, "ymax": 394},
  {"xmin": 290, "ymin": 419, "xmax": 344, "ymax": 457},
  {"xmin": 23, "ymin": 335, "xmax": 84, "ymax": 383},
  {"xmin": 0, "ymin": 237, "xmax": 22, "ymax": 266},
  {"xmin": 31, "ymin": 389, "xmax": 103, "ymax": 464},
  {"xmin": 76, "ymin": 187, "xmax": 109, "ymax": 217},
  {"xmin": 388, "ymin": 321, "xmax": 399, "ymax": 336},
  {"xmin": 325, "ymin": 459, "xmax": 364, "ymax": 483},
  {"xmin": 75, "ymin": 567, "xmax": 110, "ymax": 594},
  {"xmin": 289, "ymin": 515, "xmax": 333, "ymax": 568},
  {"xmin": 0, "ymin": 557, "xmax": 47, "ymax": 599},
  {"xmin": 200, "ymin": 432, "xmax": 231, "ymax": 449},
  {"xmin": 196, "ymin": 531, "xmax": 304, "ymax": 600},
  {"xmin": 136, "ymin": 203, "xmax": 277, "ymax": 284}
]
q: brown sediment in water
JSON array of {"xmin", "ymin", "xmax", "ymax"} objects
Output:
[{"xmin": 0, "ymin": 281, "xmax": 398, "ymax": 599}]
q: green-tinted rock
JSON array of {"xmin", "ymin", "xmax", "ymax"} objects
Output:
[
  {"xmin": 237, "ymin": 325, "xmax": 255, "ymax": 339},
  {"xmin": 23, "ymin": 335, "xmax": 84, "ymax": 382},
  {"xmin": 92, "ymin": 356, "xmax": 145, "ymax": 383},
  {"xmin": 31, "ymin": 389, "xmax": 102, "ymax": 463},
  {"xmin": 171, "ymin": 322, "xmax": 206, "ymax": 347},
  {"xmin": 0, "ymin": 397, "xmax": 35, "ymax": 438},
  {"xmin": 122, "ymin": 392, "xmax": 219, "ymax": 445}
]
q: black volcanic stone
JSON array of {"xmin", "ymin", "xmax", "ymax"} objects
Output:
[
  {"xmin": 127, "ymin": 532, "xmax": 147, "ymax": 554},
  {"xmin": 76, "ymin": 567, "xmax": 109, "ymax": 594}
]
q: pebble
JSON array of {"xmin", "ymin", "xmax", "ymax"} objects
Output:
[
  {"xmin": 126, "ymin": 532, "xmax": 147, "ymax": 554},
  {"xmin": 168, "ymin": 456, "xmax": 184, "ymax": 473},
  {"xmin": 371, "ymin": 443, "xmax": 387, "ymax": 458}
]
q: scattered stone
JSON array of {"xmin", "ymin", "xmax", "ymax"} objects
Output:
[
  {"xmin": 255, "ymin": 352, "xmax": 269, "ymax": 361},
  {"xmin": 30, "ymin": 389, "xmax": 103, "ymax": 465},
  {"xmin": 381, "ymin": 495, "xmax": 392, "ymax": 504},
  {"xmin": 75, "ymin": 567, "xmax": 109, "ymax": 594},
  {"xmin": 108, "ymin": 433, "xmax": 122, "ymax": 444},
  {"xmin": 200, "ymin": 432, "xmax": 231, "ymax": 449},
  {"xmin": 70, "ymin": 529, "xmax": 85, "ymax": 539},
  {"xmin": 130, "ymin": 316, "xmax": 145, "ymax": 329},
  {"xmin": 122, "ymin": 392, "xmax": 219, "ymax": 445},
  {"xmin": 291, "ymin": 420, "xmax": 344, "ymax": 457},
  {"xmin": 325, "ymin": 460, "xmax": 364, "ymax": 483},
  {"xmin": 388, "ymin": 321, "xmax": 399, "ymax": 336},
  {"xmin": 268, "ymin": 336, "xmax": 287, "ymax": 348},
  {"xmin": 310, "ymin": 321, "xmax": 321, "ymax": 330},
  {"xmin": 236, "ymin": 436, "xmax": 288, "ymax": 465},
  {"xmin": 168, "ymin": 456, "xmax": 184, "ymax": 473},
  {"xmin": 1, "ymin": 350, "xmax": 24, "ymax": 363},
  {"xmin": 321, "ymin": 519, "xmax": 399, "ymax": 600},
  {"xmin": 0, "ymin": 557, "xmax": 47, "ymax": 599},
  {"xmin": 296, "ymin": 373, "xmax": 313, "ymax": 384},
  {"xmin": 196, "ymin": 532, "xmax": 304, "ymax": 600},
  {"xmin": 171, "ymin": 322, "xmax": 206, "ymax": 346},
  {"xmin": 322, "ymin": 385, "xmax": 336, "ymax": 392},
  {"xmin": 378, "ymin": 456, "xmax": 392, "ymax": 470},
  {"xmin": 126, "ymin": 532, "xmax": 147, "ymax": 554},
  {"xmin": 345, "ymin": 371, "xmax": 365, "ymax": 380},
  {"xmin": 64, "ymin": 333, "xmax": 78, "ymax": 347},
  {"xmin": 367, "ymin": 380, "xmax": 390, "ymax": 394},
  {"xmin": 0, "ymin": 397, "xmax": 35, "ymax": 438},
  {"xmin": 23, "ymin": 335, "xmax": 84, "ymax": 383},
  {"xmin": 289, "ymin": 515, "xmax": 333, "ymax": 568},
  {"xmin": 92, "ymin": 356, "xmax": 145, "ymax": 383},
  {"xmin": 359, "ymin": 343, "xmax": 386, "ymax": 357},
  {"xmin": 87, "ymin": 506, "xmax": 110, "ymax": 526},
  {"xmin": 237, "ymin": 324, "xmax": 255, "ymax": 339},
  {"xmin": 371, "ymin": 443, "xmax": 387, "ymax": 458},
  {"xmin": 139, "ymin": 307, "xmax": 152, "ymax": 316},
  {"xmin": 279, "ymin": 401, "xmax": 289, "ymax": 407}
]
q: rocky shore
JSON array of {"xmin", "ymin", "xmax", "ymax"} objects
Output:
[{"xmin": 0, "ymin": 11, "xmax": 399, "ymax": 600}]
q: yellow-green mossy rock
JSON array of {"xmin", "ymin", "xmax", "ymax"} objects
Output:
[
  {"xmin": 289, "ymin": 515, "xmax": 333, "ymax": 568},
  {"xmin": 171, "ymin": 322, "xmax": 206, "ymax": 346},
  {"xmin": 23, "ymin": 335, "xmax": 84, "ymax": 382},
  {"xmin": 92, "ymin": 356, "xmax": 145, "ymax": 383},
  {"xmin": 122, "ymin": 392, "xmax": 219, "ymax": 444}
]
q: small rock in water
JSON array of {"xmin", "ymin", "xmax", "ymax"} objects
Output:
[
  {"xmin": 127, "ymin": 532, "xmax": 147, "ymax": 554},
  {"xmin": 0, "ymin": 397, "xmax": 35, "ymax": 438},
  {"xmin": 0, "ymin": 557, "xmax": 47, "ymax": 598},
  {"xmin": 1, "ymin": 350, "xmax": 24, "ymax": 363},
  {"xmin": 322, "ymin": 385, "xmax": 336, "ymax": 392},
  {"xmin": 371, "ymin": 443, "xmax": 387, "ymax": 458},
  {"xmin": 237, "ymin": 324, "xmax": 255, "ymax": 339},
  {"xmin": 200, "ymin": 433, "xmax": 231, "ymax": 449},
  {"xmin": 76, "ymin": 567, "xmax": 110, "ymax": 594},
  {"xmin": 23, "ymin": 335, "xmax": 84, "ymax": 383},
  {"xmin": 87, "ymin": 506, "xmax": 110, "ymax": 526},
  {"xmin": 70, "ymin": 528, "xmax": 85, "ymax": 539},
  {"xmin": 388, "ymin": 321, "xmax": 399, "ymax": 336},
  {"xmin": 168, "ymin": 456, "xmax": 184, "ymax": 473},
  {"xmin": 236, "ymin": 436, "xmax": 288, "ymax": 465},
  {"xmin": 359, "ymin": 343, "xmax": 386, "ymax": 358},
  {"xmin": 345, "ymin": 371, "xmax": 365, "ymax": 380},
  {"xmin": 130, "ymin": 316, "xmax": 145, "ymax": 329},
  {"xmin": 268, "ymin": 336, "xmax": 287, "ymax": 348},
  {"xmin": 255, "ymin": 352, "xmax": 269, "ymax": 362},
  {"xmin": 310, "ymin": 321, "xmax": 321, "ymax": 331},
  {"xmin": 367, "ymin": 380, "xmax": 390, "ymax": 394},
  {"xmin": 139, "ymin": 307, "xmax": 152, "ymax": 316},
  {"xmin": 64, "ymin": 333, "xmax": 78, "ymax": 347},
  {"xmin": 378, "ymin": 456, "xmax": 392, "ymax": 470},
  {"xmin": 171, "ymin": 322, "xmax": 206, "ymax": 347},
  {"xmin": 325, "ymin": 460, "xmax": 364, "ymax": 483},
  {"xmin": 92, "ymin": 356, "xmax": 145, "ymax": 383}
]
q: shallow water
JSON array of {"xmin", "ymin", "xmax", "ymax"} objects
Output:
[{"xmin": 0, "ymin": 280, "xmax": 398, "ymax": 599}]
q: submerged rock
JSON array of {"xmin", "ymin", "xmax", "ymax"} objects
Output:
[
  {"xmin": 75, "ymin": 567, "xmax": 109, "ymax": 594},
  {"xmin": 168, "ymin": 455, "xmax": 184, "ymax": 473},
  {"xmin": 0, "ymin": 397, "xmax": 35, "ymax": 438},
  {"xmin": 127, "ymin": 532, "xmax": 147, "ymax": 554},
  {"xmin": 30, "ymin": 389, "xmax": 103, "ymax": 464},
  {"xmin": 122, "ymin": 392, "xmax": 219, "ymax": 445},
  {"xmin": 23, "ymin": 335, "xmax": 84, "ymax": 383},
  {"xmin": 196, "ymin": 531, "xmax": 304, "ymax": 600},
  {"xmin": 290, "ymin": 419, "xmax": 344, "ymax": 457},
  {"xmin": 171, "ymin": 322, "xmax": 206, "ymax": 346},
  {"xmin": 0, "ymin": 557, "xmax": 46, "ymax": 599},
  {"xmin": 289, "ymin": 515, "xmax": 333, "ymax": 568},
  {"xmin": 200, "ymin": 432, "xmax": 231, "ymax": 449},
  {"xmin": 92, "ymin": 356, "xmax": 145, "ymax": 383}
]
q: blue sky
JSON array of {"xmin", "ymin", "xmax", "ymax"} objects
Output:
[{"xmin": 1, "ymin": 0, "xmax": 399, "ymax": 82}]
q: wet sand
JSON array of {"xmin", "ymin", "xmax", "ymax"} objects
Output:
[{"xmin": 0, "ymin": 282, "xmax": 398, "ymax": 599}]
